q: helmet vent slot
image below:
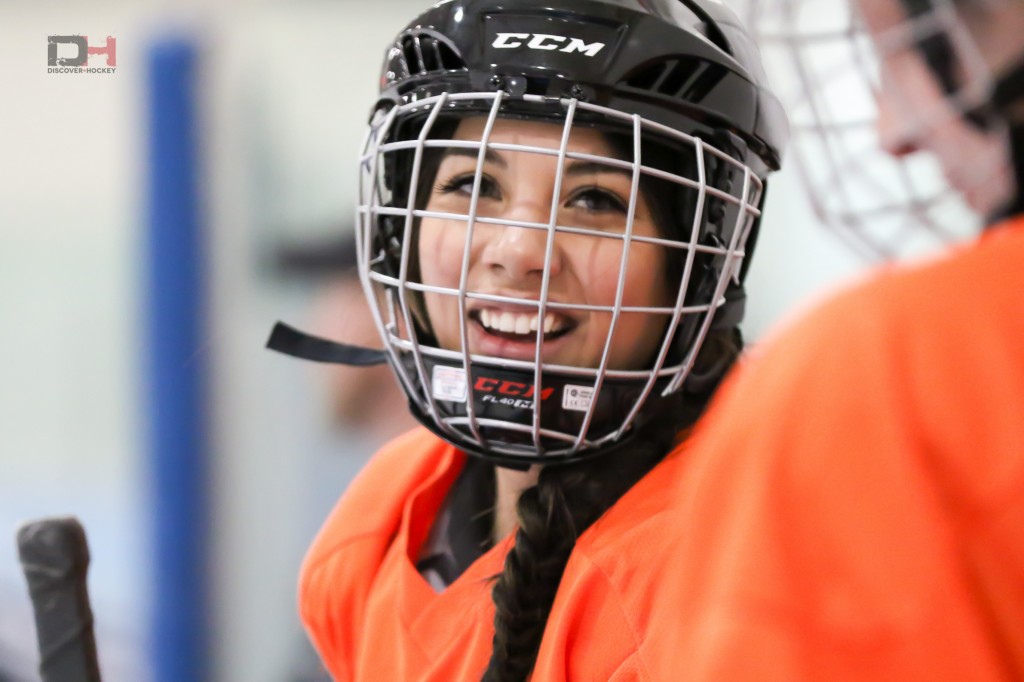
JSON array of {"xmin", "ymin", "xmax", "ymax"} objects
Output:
[
  {"xmin": 398, "ymin": 32, "xmax": 467, "ymax": 78},
  {"xmin": 622, "ymin": 57, "xmax": 725, "ymax": 103}
]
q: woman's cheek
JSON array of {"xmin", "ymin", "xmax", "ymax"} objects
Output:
[
  {"xmin": 627, "ymin": 241, "xmax": 669, "ymax": 304},
  {"xmin": 418, "ymin": 219, "xmax": 465, "ymax": 351},
  {"xmin": 418, "ymin": 220, "xmax": 463, "ymax": 286},
  {"xmin": 581, "ymin": 243, "xmax": 629, "ymax": 304}
]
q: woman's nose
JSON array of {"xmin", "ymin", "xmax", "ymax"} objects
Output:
[{"xmin": 479, "ymin": 203, "xmax": 564, "ymax": 282}]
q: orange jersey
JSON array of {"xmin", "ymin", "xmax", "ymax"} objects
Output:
[
  {"xmin": 646, "ymin": 218, "xmax": 1024, "ymax": 680},
  {"xmin": 300, "ymin": 427, "xmax": 693, "ymax": 681}
]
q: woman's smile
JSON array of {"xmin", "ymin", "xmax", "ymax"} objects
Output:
[{"xmin": 465, "ymin": 304, "xmax": 579, "ymax": 362}]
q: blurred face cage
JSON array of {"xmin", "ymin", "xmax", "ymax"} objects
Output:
[
  {"xmin": 356, "ymin": 90, "xmax": 765, "ymax": 466},
  {"xmin": 741, "ymin": 0, "xmax": 1000, "ymax": 259}
]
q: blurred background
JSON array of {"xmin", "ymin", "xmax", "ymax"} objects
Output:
[{"xmin": 0, "ymin": 0, "xmax": 948, "ymax": 680}]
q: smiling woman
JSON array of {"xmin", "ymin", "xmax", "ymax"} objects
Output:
[{"xmin": 283, "ymin": 1, "xmax": 788, "ymax": 680}]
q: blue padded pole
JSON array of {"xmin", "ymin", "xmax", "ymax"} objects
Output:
[{"xmin": 144, "ymin": 36, "xmax": 209, "ymax": 682}]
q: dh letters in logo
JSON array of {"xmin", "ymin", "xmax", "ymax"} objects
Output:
[{"xmin": 48, "ymin": 36, "xmax": 117, "ymax": 67}]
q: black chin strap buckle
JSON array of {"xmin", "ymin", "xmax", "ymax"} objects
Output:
[
  {"xmin": 266, "ymin": 322, "xmax": 388, "ymax": 366},
  {"xmin": 710, "ymin": 285, "xmax": 745, "ymax": 331}
]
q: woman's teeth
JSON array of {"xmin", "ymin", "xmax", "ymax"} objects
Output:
[{"xmin": 479, "ymin": 309, "xmax": 564, "ymax": 336}]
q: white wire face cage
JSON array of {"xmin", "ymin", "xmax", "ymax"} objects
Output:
[
  {"xmin": 741, "ymin": 0, "xmax": 1000, "ymax": 260},
  {"xmin": 355, "ymin": 92, "xmax": 764, "ymax": 466}
]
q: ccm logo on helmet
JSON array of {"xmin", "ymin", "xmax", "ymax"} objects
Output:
[
  {"xmin": 492, "ymin": 33, "xmax": 605, "ymax": 57},
  {"xmin": 474, "ymin": 377, "xmax": 555, "ymax": 401}
]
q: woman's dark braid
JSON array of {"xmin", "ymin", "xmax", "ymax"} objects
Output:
[
  {"xmin": 481, "ymin": 440, "xmax": 666, "ymax": 682},
  {"xmin": 480, "ymin": 329, "xmax": 741, "ymax": 682}
]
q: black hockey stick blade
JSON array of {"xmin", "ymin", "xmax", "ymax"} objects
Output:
[{"xmin": 16, "ymin": 517, "xmax": 102, "ymax": 682}]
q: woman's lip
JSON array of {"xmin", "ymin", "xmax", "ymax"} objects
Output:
[{"xmin": 467, "ymin": 318, "xmax": 575, "ymax": 361}]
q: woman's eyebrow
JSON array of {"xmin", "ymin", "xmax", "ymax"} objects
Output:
[
  {"xmin": 439, "ymin": 149, "xmax": 632, "ymax": 179},
  {"xmin": 564, "ymin": 161, "xmax": 632, "ymax": 178},
  {"xmin": 440, "ymin": 146, "xmax": 508, "ymax": 168}
]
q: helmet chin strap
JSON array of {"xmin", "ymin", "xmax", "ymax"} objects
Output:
[
  {"xmin": 266, "ymin": 287, "xmax": 745, "ymax": 369},
  {"xmin": 266, "ymin": 322, "xmax": 387, "ymax": 366},
  {"xmin": 264, "ymin": 274, "xmax": 745, "ymax": 366},
  {"xmin": 266, "ymin": 302, "xmax": 739, "ymax": 472}
]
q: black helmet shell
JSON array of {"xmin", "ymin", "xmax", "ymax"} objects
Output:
[{"xmin": 378, "ymin": 0, "xmax": 787, "ymax": 175}]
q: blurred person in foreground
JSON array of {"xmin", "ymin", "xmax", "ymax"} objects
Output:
[{"xmin": 646, "ymin": 0, "xmax": 1024, "ymax": 679}]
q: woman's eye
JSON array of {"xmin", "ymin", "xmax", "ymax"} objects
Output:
[
  {"xmin": 436, "ymin": 174, "xmax": 500, "ymax": 199},
  {"xmin": 567, "ymin": 187, "xmax": 628, "ymax": 213}
]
